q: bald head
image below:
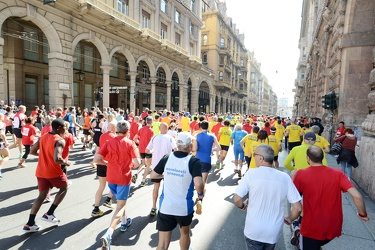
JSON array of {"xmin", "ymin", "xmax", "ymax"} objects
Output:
[
  {"xmin": 160, "ymin": 122, "xmax": 168, "ymax": 134},
  {"xmin": 307, "ymin": 145, "xmax": 324, "ymax": 164}
]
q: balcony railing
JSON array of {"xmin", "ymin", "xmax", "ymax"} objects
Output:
[
  {"xmin": 141, "ymin": 28, "xmax": 161, "ymax": 42},
  {"xmin": 162, "ymin": 39, "xmax": 189, "ymax": 56},
  {"xmin": 84, "ymin": 0, "xmax": 141, "ymax": 31}
]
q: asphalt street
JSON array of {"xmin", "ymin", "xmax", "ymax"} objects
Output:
[{"xmin": 0, "ymin": 134, "xmax": 296, "ymax": 250}]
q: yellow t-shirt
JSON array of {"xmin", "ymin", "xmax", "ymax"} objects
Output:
[
  {"xmin": 283, "ymin": 144, "xmax": 328, "ymax": 171},
  {"xmin": 249, "ymin": 141, "xmax": 269, "ymax": 168},
  {"xmin": 209, "ymin": 121, "xmax": 216, "ymax": 132},
  {"xmin": 152, "ymin": 122, "xmax": 160, "ymax": 135},
  {"xmin": 241, "ymin": 132, "xmax": 258, "ymax": 157},
  {"xmin": 181, "ymin": 117, "xmax": 190, "ymax": 132},
  {"xmin": 218, "ymin": 126, "xmax": 232, "ymax": 146},
  {"xmin": 286, "ymin": 124, "xmax": 302, "ymax": 143},
  {"xmin": 268, "ymin": 135, "xmax": 281, "ymax": 156},
  {"xmin": 275, "ymin": 124, "xmax": 285, "ymax": 141}
]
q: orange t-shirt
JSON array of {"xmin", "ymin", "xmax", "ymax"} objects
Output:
[
  {"xmin": 36, "ymin": 133, "xmax": 64, "ymax": 178},
  {"xmin": 83, "ymin": 116, "xmax": 91, "ymax": 130}
]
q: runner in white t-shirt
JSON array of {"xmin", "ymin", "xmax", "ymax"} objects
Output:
[{"xmin": 146, "ymin": 122, "xmax": 177, "ymax": 216}]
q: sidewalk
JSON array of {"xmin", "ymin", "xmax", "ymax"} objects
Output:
[
  {"xmin": 281, "ymin": 151, "xmax": 375, "ymax": 249},
  {"xmin": 324, "ymin": 153, "xmax": 375, "ymax": 249}
]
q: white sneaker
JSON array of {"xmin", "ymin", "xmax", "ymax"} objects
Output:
[{"xmin": 42, "ymin": 213, "xmax": 60, "ymax": 224}]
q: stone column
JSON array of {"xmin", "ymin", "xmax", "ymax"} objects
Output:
[
  {"xmin": 0, "ymin": 38, "xmax": 4, "ymax": 102},
  {"xmin": 191, "ymin": 87, "xmax": 199, "ymax": 113},
  {"xmin": 166, "ymin": 80, "xmax": 172, "ymax": 111},
  {"xmin": 150, "ymin": 77, "xmax": 157, "ymax": 110},
  {"xmin": 129, "ymin": 72, "xmax": 137, "ymax": 112},
  {"xmin": 210, "ymin": 93, "xmax": 215, "ymax": 112},
  {"xmin": 100, "ymin": 65, "xmax": 112, "ymax": 108},
  {"xmin": 48, "ymin": 52, "xmax": 73, "ymax": 108},
  {"xmin": 179, "ymin": 83, "xmax": 185, "ymax": 111}
]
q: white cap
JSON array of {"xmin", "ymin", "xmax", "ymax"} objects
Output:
[{"xmin": 176, "ymin": 132, "xmax": 192, "ymax": 146}]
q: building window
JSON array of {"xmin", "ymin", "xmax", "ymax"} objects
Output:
[
  {"xmin": 42, "ymin": 34, "xmax": 49, "ymax": 63},
  {"xmin": 219, "ymin": 72, "xmax": 223, "ymax": 81},
  {"xmin": 219, "ymin": 55, "xmax": 224, "ymax": 66},
  {"xmin": 202, "ymin": 53, "xmax": 207, "ymax": 64},
  {"xmin": 220, "ymin": 37, "xmax": 225, "ymax": 49},
  {"xmin": 175, "ymin": 32, "xmax": 181, "ymax": 46},
  {"xmin": 143, "ymin": 66, "xmax": 149, "ymax": 79},
  {"xmin": 190, "ymin": 43, "xmax": 194, "ymax": 55},
  {"xmin": 25, "ymin": 77, "xmax": 37, "ymax": 107},
  {"xmin": 142, "ymin": 10, "xmax": 151, "ymax": 28},
  {"xmin": 110, "ymin": 57, "xmax": 119, "ymax": 77},
  {"xmin": 73, "ymin": 44, "xmax": 81, "ymax": 70},
  {"xmin": 84, "ymin": 46, "xmax": 94, "ymax": 72},
  {"xmin": 43, "ymin": 78, "xmax": 49, "ymax": 107},
  {"xmin": 203, "ymin": 35, "xmax": 208, "ymax": 45},
  {"xmin": 160, "ymin": 0, "xmax": 167, "ymax": 13},
  {"xmin": 73, "ymin": 82, "xmax": 79, "ymax": 106},
  {"xmin": 23, "ymin": 27, "xmax": 38, "ymax": 61},
  {"xmin": 303, "ymin": 47, "xmax": 307, "ymax": 57},
  {"xmin": 191, "ymin": 0, "xmax": 196, "ymax": 12},
  {"xmin": 240, "ymin": 59, "xmax": 244, "ymax": 67},
  {"xmin": 190, "ymin": 23, "xmax": 195, "ymax": 36},
  {"xmin": 85, "ymin": 84, "xmax": 93, "ymax": 109},
  {"xmin": 175, "ymin": 10, "xmax": 181, "ymax": 24},
  {"xmin": 157, "ymin": 71, "xmax": 165, "ymax": 84},
  {"xmin": 301, "ymin": 72, "xmax": 305, "ymax": 80},
  {"xmin": 161, "ymin": 23, "xmax": 167, "ymax": 39},
  {"xmin": 117, "ymin": 0, "xmax": 129, "ymax": 15}
]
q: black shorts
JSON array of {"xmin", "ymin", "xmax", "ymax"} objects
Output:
[
  {"xmin": 274, "ymin": 156, "xmax": 278, "ymax": 161},
  {"xmin": 140, "ymin": 153, "xmax": 152, "ymax": 159},
  {"xmin": 288, "ymin": 141, "xmax": 301, "ymax": 151},
  {"xmin": 302, "ymin": 236, "xmax": 331, "ymax": 250},
  {"xmin": 14, "ymin": 128, "xmax": 22, "ymax": 139},
  {"xmin": 97, "ymin": 164, "xmax": 107, "ymax": 177},
  {"xmin": 220, "ymin": 145, "xmax": 229, "ymax": 151},
  {"xmin": 201, "ymin": 162, "xmax": 212, "ymax": 173},
  {"xmin": 156, "ymin": 212, "xmax": 194, "ymax": 231},
  {"xmin": 83, "ymin": 129, "xmax": 91, "ymax": 135},
  {"xmin": 151, "ymin": 178, "xmax": 162, "ymax": 183},
  {"xmin": 5, "ymin": 126, "xmax": 13, "ymax": 134}
]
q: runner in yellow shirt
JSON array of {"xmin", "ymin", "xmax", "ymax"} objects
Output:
[
  {"xmin": 275, "ymin": 120, "xmax": 285, "ymax": 142},
  {"xmin": 240, "ymin": 126, "xmax": 260, "ymax": 168},
  {"xmin": 285, "ymin": 118, "xmax": 304, "ymax": 151},
  {"xmin": 249, "ymin": 130, "xmax": 269, "ymax": 168},
  {"xmin": 268, "ymin": 127, "xmax": 282, "ymax": 168},
  {"xmin": 181, "ymin": 113, "xmax": 190, "ymax": 132},
  {"xmin": 217, "ymin": 120, "xmax": 232, "ymax": 169}
]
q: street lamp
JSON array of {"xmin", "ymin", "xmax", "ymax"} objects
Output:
[{"xmin": 75, "ymin": 70, "xmax": 85, "ymax": 82}]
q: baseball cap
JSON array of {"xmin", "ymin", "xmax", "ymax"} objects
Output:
[
  {"xmin": 185, "ymin": 112, "xmax": 189, "ymax": 116},
  {"xmin": 270, "ymin": 126, "xmax": 276, "ymax": 132},
  {"xmin": 304, "ymin": 132, "xmax": 316, "ymax": 141},
  {"xmin": 176, "ymin": 132, "xmax": 192, "ymax": 146}
]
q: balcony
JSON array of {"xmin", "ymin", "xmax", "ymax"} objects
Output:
[
  {"xmin": 224, "ymin": 64, "xmax": 231, "ymax": 72},
  {"xmin": 141, "ymin": 28, "xmax": 161, "ymax": 44},
  {"xmin": 216, "ymin": 79, "xmax": 232, "ymax": 92},
  {"xmin": 84, "ymin": 0, "xmax": 141, "ymax": 31},
  {"xmin": 189, "ymin": 55, "xmax": 202, "ymax": 64},
  {"xmin": 161, "ymin": 39, "xmax": 189, "ymax": 57}
]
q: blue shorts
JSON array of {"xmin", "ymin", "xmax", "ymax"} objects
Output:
[
  {"xmin": 233, "ymin": 145, "xmax": 244, "ymax": 161},
  {"xmin": 108, "ymin": 183, "xmax": 130, "ymax": 201}
]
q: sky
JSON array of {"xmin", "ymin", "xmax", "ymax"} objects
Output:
[{"xmin": 224, "ymin": 0, "xmax": 303, "ymax": 105}]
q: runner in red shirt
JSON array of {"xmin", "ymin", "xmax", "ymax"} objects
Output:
[
  {"xmin": 129, "ymin": 116, "xmax": 141, "ymax": 140},
  {"xmin": 133, "ymin": 116, "xmax": 154, "ymax": 186},
  {"xmin": 19, "ymin": 117, "xmax": 38, "ymax": 168},
  {"xmin": 211, "ymin": 117, "xmax": 224, "ymax": 139}
]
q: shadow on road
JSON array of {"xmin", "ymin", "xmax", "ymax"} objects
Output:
[{"xmin": 0, "ymin": 185, "xmax": 37, "ymax": 202}]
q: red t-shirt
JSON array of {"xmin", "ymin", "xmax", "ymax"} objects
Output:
[
  {"xmin": 41, "ymin": 125, "xmax": 52, "ymax": 136},
  {"xmin": 21, "ymin": 124, "xmax": 38, "ymax": 145},
  {"xmin": 129, "ymin": 122, "xmax": 141, "ymax": 140},
  {"xmin": 263, "ymin": 126, "xmax": 271, "ymax": 136},
  {"xmin": 211, "ymin": 123, "xmax": 224, "ymax": 138},
  {"xmin": 136, "ymin": 125, "xmax": 154, "ymax": 153},
  {"xmin": 99, "ymin": 131, "xmax": 116, "ymax": 160},
  {"xmin": 242, "ymin": 123, "xmax": 253, "ymax": 134},
  {"xmin": 127, "ymin": 116, "xmax": 134, "ymax": 123},
  {"xmin": 36, "ymin": 133, "xmax": 64, "ymax": 178},
  {"xmin": 190, "ymin": 121, "xmax": 197, "ymax": 132},
  {"xmin": 31, "ymin": 110, "xmax": 38, "ymax": 118},
  {"xmin": 62, "ymin": 133, "xmax": 75, "ymax": 160},
  {"xmin": 293, "ymin": 166, "xmax": 353, "ymax": 240},
  {"xmin": 98, "ymin": 136, "xmax": 139, "ymax": 185}
]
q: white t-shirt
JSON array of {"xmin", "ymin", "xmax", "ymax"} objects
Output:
[
  {"xmin": 146, "ymin": 133, "xmax": 176, "ymax": 168},
  {"xmin": 167, "ymin": 130, "xmax": 177, "ymax": 138},
  {"xmin": 235, "ymin": 166, "xmax": 301, "ymax": 244}
]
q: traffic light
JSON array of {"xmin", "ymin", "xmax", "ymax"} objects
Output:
[{"xmin": 322, "ymin": 92, "xmax": 337, "ymax": 110}]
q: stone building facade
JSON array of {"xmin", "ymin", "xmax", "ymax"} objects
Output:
[
  {"xmin": 294, "ymin": 0, "xmax": 375, "ymax": 200},
  {"xmin": 0, "ymin": 0, "xmax": 214, "ymax": 114}
]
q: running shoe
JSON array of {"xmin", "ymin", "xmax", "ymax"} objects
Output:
[
  {"xmin": 290, "ymin": 220, "xmax": 300, "ymax": 246},
  {"xmin": 150, "ymin": 208, "xmax": 157, "ymax": 216},
  {"xmin": 101, "ymin": 232, "xmax": 111, "ymax": 250},
  {"xmin": 88, "ymin": 142, "xmax": 93, "ymax": 150},
  {"xmin": 237, "ymin": 171, "xmax": 242, "ymax": 178},
  {"xmin": 140, "ymin": 180, "xmax": 147, "ymax": 187},
  {"xmin": 44, "ymin": 196, "xmax": 52, "ymax": 203},
  {"xmin": 92, "ymin": 150, "xmax": 96, "ymax": 155},
  {"xmin": 195, "ymin": 199, "xmax": 202, "ymax": 215},
  {"xmin": 91, "ymin": 209, "xmax": 104, "ymax": 217},
  {"xmin": 103, "ymin": 199, "xmax": 112, "ymax": 208},
  {"xmin": 215, "ymin": 160, "xmax": 220, "ymax": 169},
  {"xmin": 41, "ymin": 213, "xmax": 60, "ymax": 224},
  {"xmin": 19, "ymin": 154, "xmax": 23, "ymax": 159},
  {"xmin": 120, "ymin": 218, "xmax": 132, "ymax": 232},
  {"xmin": 132, "ymin": 174, "xmax": 138, "ymax": 184},
  {"xmin": 23, "ymin": 224, "xmax": 42, "ymax": 233}
]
